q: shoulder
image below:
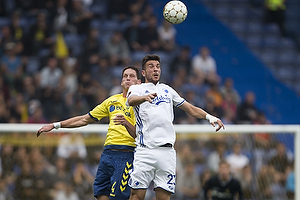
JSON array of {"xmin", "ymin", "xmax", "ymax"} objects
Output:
[
  {"xmin": 192, "ymin": 55, "xmax": 201, "ymax": 60},
  {"xmin": 160, "ymin": 83, "xmax": 179, "ymax": 94},
  {"xmin": 159, "ymin": 83, "xmax": 173, "ymax": 89},
  {"xmin": 130, "ymin": 83, "xmax": 149, "ymax": 90},
  {"xmin": 107, "ymin": 93, "xmax": 119, "ymax": 100},
  {"xmin": 101, "ymin": 93, "xmax": 122, "ymax": 104},
  {"xmin": 231, "ymin": 177, "xmax": 242, "ymax": 186},
  {"xmin": 204, "ymin": 175, "xmax": 218, "ymax": 187},
  {"xmin": 128, "ymin": 85, "xmax": 142, "ymax": 93},
  {"xmin": 206, "ymin": 175, "xmax": 218, "ymax": 183},
  {"xmin": 129, "ymin": 84, "xmax": 141, "ymax": 89},
  {"xmin": 209, "ymin": 56, "xmax": 216, "ymax": 62}
]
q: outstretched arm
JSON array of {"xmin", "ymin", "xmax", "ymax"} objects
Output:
[
  {"xmin": 127, "ymin": 93, "xmax": 157, "ymax": 106},
  {"xmin": 179, "ymin": 101, "xmax": 225, "ymax": 132},
  {"xmin": 113, "ymin": 114, "xmax": 136, "ymax": 138},
  {"xmin": 36, "ymin": 114, "xmax": 94, "ymax": 137}
]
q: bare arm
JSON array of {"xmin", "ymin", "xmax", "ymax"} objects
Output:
[
  {"xmin": 36, "ymin": 114, "xmax": 94, "ymax": 137},
  {"xmin": 179, "ymin": 101, "xmax": 225, "ymax": 132},
  {"xmin": 179, "ymin": 101, "xmax": 207, "ymax": 119},
  {"xmin": 113, "ymin": 114, "xmax": 136, "ymax": 138},
  {"xmin": 127, "ymin": 93, "xmax": 157, "ymax": 106}
]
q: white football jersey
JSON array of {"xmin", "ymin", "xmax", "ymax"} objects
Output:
[{"xmin": 127, "ymin": 82, "xmax": 185, "ymax": 148}]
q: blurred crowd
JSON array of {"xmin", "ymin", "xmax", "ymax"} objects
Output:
[
  {"xmin": 172, "ymin": 136, "xmax": 294, "ymax": 200},
  {"xmin": 0, "ymin": 0, "xmax": 295, "ymax": 200},
  {"xmin": 0, "ymin": 0, "xmax": 271, "ymax": 126},
  {"xmin": 0, "ymin": 132, "xmax": 295, "ymax": 200}
]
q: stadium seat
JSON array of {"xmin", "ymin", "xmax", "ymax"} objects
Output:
[
  {"xmin": 280, "ymin": 38, "xmax": 296, "ymax": 49},
  {"xmin": 262, "ymin": 35, "xmax": 280, "ymax": 48},
  {"xmin": 245, "ymin": 35, "xmax": 262, "ymax": 48},
  {"xmin": 231, "ymin": 20, "xmax": 247, "ymax": 33},
  {"xmin": 131, "ymin": 51, "xmax": 145, "ymax": 63},
  {"xmin": 247, "ymin": 22, "xmax": 263, "ymax": 34},
  {"xmin": 264, "ymin": 24, "xmax": 281, "ymax": 35},
  {"xmin": 231, "ymin": 5, "xmax": 248, "ymax": 19},
  {"xmin": 102, "ymin": 20, "xmax": 121, "ymax": 32},
  {"xmin": 26, "ymin": 56, "xmax": 40, "ymax": 74},
  {"xmin": 63, "ymin": 34, "xmax": 83, "ymax": 56},
  {"xmin": 278, "ymin": 51, "xmax": 297, "ymax": 65},
  {"xmin": 214, "ymin": 5, "xmax": 231, "ymax": 18},
  {"xmin": 294, "ymin": 83, "xmax": 300, "ymax": 94},
  {"xmin": 0, "ymin": 17, "xmax": 10, "ymax": 28},
  {"xmin": 90, "ymin": 4, "xmax": 107, "ymax": 18},
  {"xmin": 260, "ymin": 49, "xmax": 278, "ymax": 64},
  {"xmin": 247, "ymin": 8, "xmax": 264, "ymax": 20},
  {"xmin": 90, "ymin": 19, "xmax": 102, "ymax": 30},
  {"xmin": 277, "ymin": 67, "xmax": 295, "ymax": 82}
]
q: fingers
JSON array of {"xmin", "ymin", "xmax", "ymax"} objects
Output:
[
  {"xmin": 36, "ymin": 128, "xmax": 46, "ymax": 137},
  {"xmin": 147, "ymin": 93, "xmax": 157, "ymax": 103},
  {"xmin": 215, "ymin": 126, "xmax": 222, "ymax": 132},
  {"xmin": 151, "ymin": 93, "xmax": 157, "ymax": 98},
  {"xmin": 36, "ymin": 124, "xmax": 54, "ymax": 137},
  {"xmin": 113, "ymin": 115, "xmax": 126, "ymax": 125},
  {"xmin": 36, "ymin": 130, "xmax": 42, "ymax": 137},
  {"xmin": 210, "ymin": 120, "xmax": 225, "ymax": 132},
  {"xmin": 113, "ymin": 115, "xmax": 125, "ymax": 121},
  {"xmin": 215, "ymin": 120, "xmax": 225, "ymax": 132}
]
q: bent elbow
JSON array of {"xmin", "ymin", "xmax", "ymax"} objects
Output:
[{"xmin": 127, "ymin": 98, "xmax": 133, "ymax": 106}]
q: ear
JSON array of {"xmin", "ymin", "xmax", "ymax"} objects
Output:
[
  {"xmin": 142, "ymin": 70, "xmax": 145, "ymax": 77},
  {"xmin": 137, "ymin": 79, "xmax": 141, "ymax": 84}
]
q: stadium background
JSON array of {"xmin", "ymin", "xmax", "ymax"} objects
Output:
[{"xmin": 0, "ymin": 0, "xmax": 299, "ymax": 199}]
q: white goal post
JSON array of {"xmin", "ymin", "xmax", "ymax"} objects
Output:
[{"xmin": 0, "ymin": 123, "xmax": 299, "ymax": 199}]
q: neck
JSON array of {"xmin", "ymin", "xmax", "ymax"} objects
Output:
[
  {"xmin": 123, "ymin": 89, "xmax": 128, "ymax": 97},
  {"xmin": 220, "ymin": 175, "xmax": 230, "ymax": 182},
  {"xmin": 146, "ymin": 80, "xmax": 158, "ymax": 85}
]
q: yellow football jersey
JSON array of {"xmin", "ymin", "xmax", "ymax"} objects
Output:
[{"xmin": 89, "ymin": 93, "xmax": 136, "ymax": 147}]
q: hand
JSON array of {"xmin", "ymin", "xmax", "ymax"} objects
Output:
[
  {"xmin": 36, "ymin": 124, "xmax": 54, "ymax": 137},
  {"xmin": 206, "ymin": 114, "xmax": 225, "ymax": 132},
  {"xmin": 213, "ymin": 119, "xmax": 225, "ymax": 132},
  {"xmin": 113, "ymin": 115, "xmax": 128, "ymax": 126},
  {"xmin": 145, "ymin": 93, "xmax": 157, "ymax": 103}
]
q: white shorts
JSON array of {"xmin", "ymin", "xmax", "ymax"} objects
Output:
[{"xmin": 128, "ymin": 146, "xmax": 176, "ymax": 193}]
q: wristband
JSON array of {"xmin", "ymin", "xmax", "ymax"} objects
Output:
[
  {"xmin": 205, "ymin": 114, "xmax": 218, "ymax": 123},
  {"xmin": 53, "ymin": 122, "xmax": 61, "ymax": 129}
]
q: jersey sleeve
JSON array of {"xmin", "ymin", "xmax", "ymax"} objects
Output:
[
  {"xmin": 127, "ymin": 85, "xmax": 140, "ymax": 98},
  {"xmin": 126, "ymin": 85, "xmax": 140, "ymax": 106},
  {"xmin": 89, "ymin": 98, "xmax": 109, "ymax": 121},
  {"xmin": 168, "ymin": 85, "xmax": 185, "ymax": 107}
]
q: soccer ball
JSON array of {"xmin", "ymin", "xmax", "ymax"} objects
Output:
[{"xmin": 163, "ymin": 0, "xmax": 188, "ymax": 24}]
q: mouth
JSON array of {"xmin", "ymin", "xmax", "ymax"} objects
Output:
[{"xmin": 123, "ymin": 81, "xmax": 132, "ymax": 86}]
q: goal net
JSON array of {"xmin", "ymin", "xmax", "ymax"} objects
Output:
[{"xmin": 0, "ymin": 123, "xmax": 299, "ymax": 200}]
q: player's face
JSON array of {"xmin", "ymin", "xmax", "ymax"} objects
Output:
[
  {"xmin": 142, "ymin": 60, "xmax": 161, "ymax": 84},
  {"xmin": 121, "ymin": 68, "xmax": 140, "ymax": 90}
]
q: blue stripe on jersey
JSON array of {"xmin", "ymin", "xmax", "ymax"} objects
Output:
[
  {"xmin": 88, "ymin": 112, "xmax": 99, "ymax": 121},
  {"xmin": 135, "ymin": 106, "xmax": 142, "ymax": 127},
  {"xmin": 104, "ymin": 145, "xmax": 135, "ymax": 151},
  {"xmin": 135, "ymin": 110, "xmax": 142, "ymax": 127},
  {"xmin": 135, "ymin": 105, "xmax": 144, "ymax": 146},
  {"xmin": 175, "ymin": 100, "xmax": 185, "ymax": 107}
]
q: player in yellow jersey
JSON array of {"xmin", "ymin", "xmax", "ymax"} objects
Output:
[{"xmin": 37, "ymin": 66, "xmax": 141, "ymax": 200}]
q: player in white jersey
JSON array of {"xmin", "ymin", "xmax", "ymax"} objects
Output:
[{"xmin": 127, "ymin": 54, "xmax": 225, "ymax": 200}]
